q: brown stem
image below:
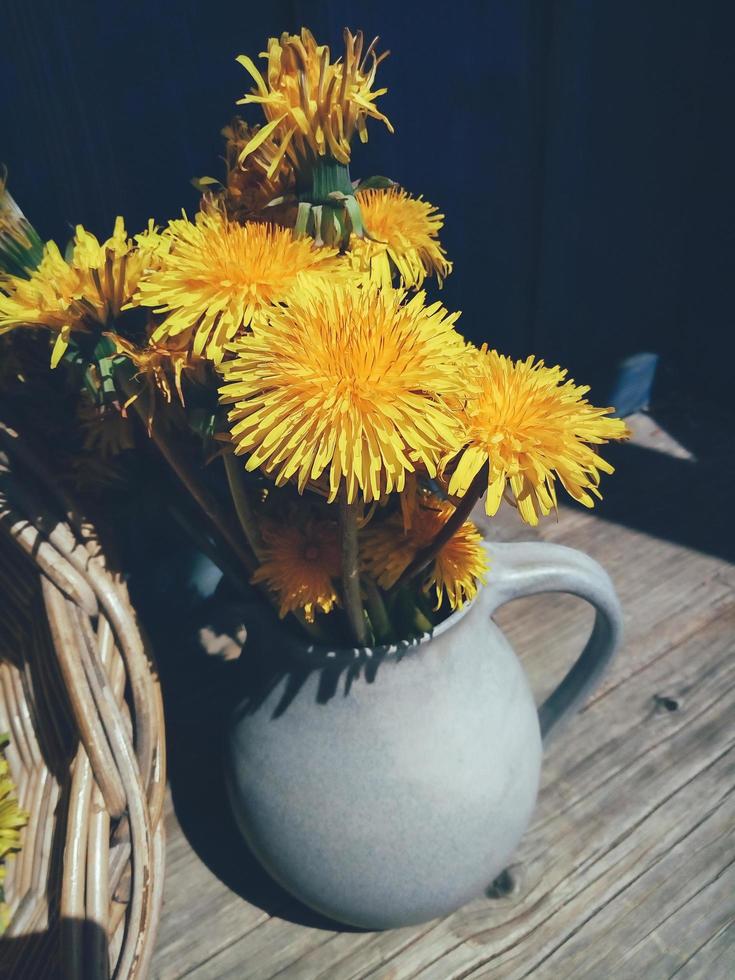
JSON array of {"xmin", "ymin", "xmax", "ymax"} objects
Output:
[
  {"xmin": 394, "ymin": 465, "xmax": 488, "ymax": 591},
  {"xmin": 118, "ymin": 375, "xmax": 257, "ymax": 576},
  {"xmin": 150, "ymin": 430, "xmax": 257, "ymax": 576},
  {"xmin": 338, "ymin": 489, "xmax": 367, "ymax": 646},
  {"xmin": 223, "ymin": 452, "xmax": 263, "ymax": 559}
]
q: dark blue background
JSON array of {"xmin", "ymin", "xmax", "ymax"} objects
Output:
[{"xmin": 2, "ymin": 0, "xmax": 733, "ymax": 402}]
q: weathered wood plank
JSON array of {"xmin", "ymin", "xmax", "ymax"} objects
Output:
[
  {"xmin": 153, "ymin": 796, "xmax": 270, "ymax": 979},
  {"xmin": 183, "ymin": 916, "xmax": 338, "ymax": 980},
  {"xmin": 497, "ymin": 502, "xmax": 735, "ymax": 710},
  {"xmin": 593, "ymin": 859, "xmax": 735, "ymax": 979},
  {"xmin": 529, "ymin": 605, "xmax": 735, "ymax": 830},
  {"xmin": 670, "ymin": 920, "xmax": 735, "ymax": 979},
  {"xmin": 507, "ymin": 787, "xmax": 735, "ymax": 978}
]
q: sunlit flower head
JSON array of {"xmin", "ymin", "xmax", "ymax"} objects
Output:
[
  {"xmin": 252, "ymin": 519, "xmax": 341, "ymax": 621},
  {"xmin": 352, "ymin": 187, "xmax": 452, "ymax": 288},
  {"xmin": 446, "ymin": 347, "xmax": 630, "ymax": 525},
  {"xmin": 137, "ymin": 209, "xmax": 348, "ymax": 364},
  {"xmin": 0, "ymin": 734, "xmax": 27, "ymax": 931},
  {"xmin": 219, "ymin": 282, "xmax": 466, "ymax": 504},
  {"xmin": 0, "ymin": 217, "xmax": 164, "ymax": 366},
  {"xmin": 0, "ymin": 742, "xmax": 26, "ymax": 861},
  {"xmin": 361, "ymin": 493, "xmax": 488, "ymax": 610},
  {"xmin": 236, "ymin": 27, "xmax": 393, "ymax": 169}
]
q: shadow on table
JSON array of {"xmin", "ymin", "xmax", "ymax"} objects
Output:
[
  {"xmin": 143, "ymin": 597, "xmax": 365, "ymax": 933},
  {"xmin": 0, "ymin": 919, "xmax": 108, "ymax": 979},
  {"xmin": 587, "ymin": 388, "xmax": 735, "ymax": 565}
]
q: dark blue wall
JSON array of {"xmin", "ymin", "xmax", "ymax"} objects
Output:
[{"xmin": 2, "ymin": 1, "xmax": 733, "ymax": 401}]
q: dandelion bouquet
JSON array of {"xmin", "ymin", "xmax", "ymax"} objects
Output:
[{"xmin": 0, "ymin": 28, "xmax": 629, "ymax": 649}]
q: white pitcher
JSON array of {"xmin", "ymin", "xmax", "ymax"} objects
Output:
[{"xmin": 227, "ymin": 540, "xmax": 622, "ymax": 929}]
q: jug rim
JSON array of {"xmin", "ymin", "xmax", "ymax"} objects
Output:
[{"xmin": 284, "ymin": 584, "xmax": 481, "ymax": 668}]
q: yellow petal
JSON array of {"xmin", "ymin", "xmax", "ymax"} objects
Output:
[
  {"xmin": 235, "ymin": 54, "xmax": 268, "ymax": 96},
  {"xmin": 238, "ymin": 115, "xmax": 287, "ymax": 164},
  {"xmin": 50, "ymin": 328, "xmax": 70, "ymax": 368}
]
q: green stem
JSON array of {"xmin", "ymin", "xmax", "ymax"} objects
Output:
[
  {"xmin": 338, "ymin": 490, "xmax": 367, "ymax": 647},
  {"xmin": 223, "ymin": 452, "xmax": 263, "ymax": 559},
  {"xmin": 393, "ymin": 465, "xmax": 488, "ymax": 592},
  {"xmin": 412, "ymin": 606, "xmax": 434, "ymax": 634},
  {"xmin": 309, "ymin": 156, "xmax": 354, "ymax": 201},
  {"xmin": 362, "ymin": 576, "xmax": 393, "ymax": 645},
  {"xmin": 118, "ymin": 370, "xmax": 258, "ymax": 576}
]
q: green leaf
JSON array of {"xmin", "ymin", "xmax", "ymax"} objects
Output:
[{"xmin": 355, "ymin": 175, "xmax": 397, "ymax": 191}]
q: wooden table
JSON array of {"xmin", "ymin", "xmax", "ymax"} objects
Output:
[{"xmin": 151, "ymin": 412, "xmax": 735, "ymax": 979}]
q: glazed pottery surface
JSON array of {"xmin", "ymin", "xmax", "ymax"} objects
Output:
[{"xmin": 227, "ymin": 540, "xmax": 622, "ymax": 929}]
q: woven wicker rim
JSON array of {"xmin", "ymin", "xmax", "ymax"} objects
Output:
[{"xmin": 0, "ymin": 420, "xmax": 166, "ymax": 980}]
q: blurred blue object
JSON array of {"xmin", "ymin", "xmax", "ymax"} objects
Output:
[
  {"xmin": 141, "ymin": 546, "xmax": 223, "ymax": 606},
  {"xmin": 608, "ymin": 353, "xmax": 659, "ymax": 417},
  {"xmin": 187, "ymin": 552, "xmax": 224, "ymax": 600}
]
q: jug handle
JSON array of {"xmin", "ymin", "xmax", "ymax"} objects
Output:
[{"xmin": 482, "ymin": 540, "xmax": 623, "ymax": 743}]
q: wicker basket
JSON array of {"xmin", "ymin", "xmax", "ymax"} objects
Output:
[{"xmin": 0, "ymin": 422, "xmax": 166, "ymax": 979}]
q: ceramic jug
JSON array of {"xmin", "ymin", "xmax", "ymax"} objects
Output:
[{"xmin": 227, "ymin": 539, "xmax": 622, "ymax": 930}]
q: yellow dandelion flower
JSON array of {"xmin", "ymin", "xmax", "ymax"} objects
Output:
[
  {"xmin": 361, "ymin": 494, "xmax": 488, "ymax": 610},
  {"xmin": 0, "ymin": 745, "xmax": 26, "ymax": 861},
  {"xmin": 136, "ymin": 209, "xmax": 348, "ymax": 364},
  {"xmin": 78, "ymin": 400, "xmax": 136, "ymax": 457},
  {"xmin": 446, "ymin": 347, "xmax": 630, "ymax": 525},
  {"xmin": 111, "ymin": 334, "xmax": 199, "ymax": 411},
  {"xmin": 236, "ymin": 27, "xmax": 393, "ymax": 169},
  {"xmin": 352, "ymin": 187, "xmax": 452, "ymax": 288},
  {"xmin": 134, "ymin": 220, "xmax": 172, "ymax": 261},
  {"xmin": 252, "ymin": 520, "xmax": 341, "ymax": 622},
  {"xmin": 0, "ymin": 735, "xmax": 28, "ymax": 933},
  {"xmin": 0, "ymin": 239, "xmax": 78, "ymax": 364},
  {"xmin": 0, "ymin": 217, "xmax": 165, "ymax": 366},
  {"xmin": 219, "ymin": 282, "xmax": 466, "ymax": 504}
]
